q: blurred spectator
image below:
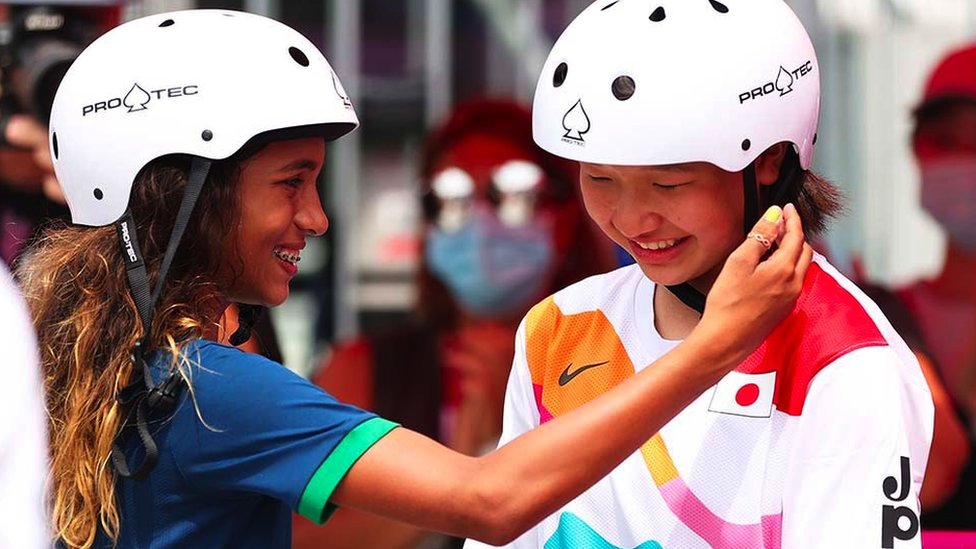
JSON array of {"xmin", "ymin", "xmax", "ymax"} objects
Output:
[
  {"xmin": 292, "ymin": 100, "xmax": 616, "ymax": 549},
  {"xmin": 855, "ymin": 279, "xmax": 970, "ymax": 514},
  {"xmin": 0, "ymin": 3, "xmax": 118, "ymax": 265},
  {"xmin": 893, "ymin": 42, "xmax": 976, "ymax": 528},
  {"xmin": 1, "ymin": 112, "xmax": 67, "ymax": 265},
  {"xmin": 0, "ymin": 261, "xmax": 48, "ymax": 547}
]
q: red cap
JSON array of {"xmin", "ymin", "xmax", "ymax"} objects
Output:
[{"xmin": 918, "ymin": 43, "xmax": 976, "ymax": 112}]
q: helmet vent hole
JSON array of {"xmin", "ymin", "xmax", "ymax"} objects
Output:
[
  {"xmin": 649, "ymin": 7, "xmax": 666, "ymax": 22},
  {"xmin": 813, "ymin": 133, "xmax": 818, "ymax": 145},
  {"xmin": 708, "ymin": 0, "xmax": 729, "ymax": 13},
  {"xmin": 93, "ymin": 188, "xmax": 104, "ymax": 200},
  {"xmin": 601, "ymin": 1, "xmax": 620, "ymax": 10},
  {"xmin": 612, "ymin": 76, "xmax": 635, "ymax": 101},
  {"xmin": 741, "ymin": 139, "xmax": 751, "ymax": 151},
  {"xmin": 52, "ymin": 132, "xmax": 59, "ymax": 159},
  {"xmin": 553, "ymin": 62, "xmax": 568, "ymax": 87},
  {"xmin": 202, "ymin": 130, "xmax": 214, "ymax": 141},
  {"xmin": 289, "ymin": 47, "xmax": 310, "ymax": 67},
  {"xmin": 159, "ymin": 19, "xmax": 175, "ymax": 27}
]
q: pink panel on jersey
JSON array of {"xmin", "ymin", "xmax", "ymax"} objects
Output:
[
  {"xmin": 533, "ymin": 383, "xmax": 555, "ymax": 423},
  {"xmin": 658, "ymin": 477, "xmax": 781, "ymax": 549}
]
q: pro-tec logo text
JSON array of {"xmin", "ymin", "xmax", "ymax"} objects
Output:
[
  {"xmin": 83, "ymin": 83, "xmax": 199, "ymax": 116},
  {"xmin": 119, "ymin": 221, "xmax": 138, "ymax": 264},
  {"xmin": 738, "ymin": 60, "xmax": 813, "ymax": 104}
]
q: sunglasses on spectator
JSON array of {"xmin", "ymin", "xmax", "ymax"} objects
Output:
[{"xmin": 422, "ymin": 160, "xmax": 572, "ymax": 231}]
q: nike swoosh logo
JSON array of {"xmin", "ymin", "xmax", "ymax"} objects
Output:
[{"xmin": 559, "ymin": 360, "xmax": 609, "ymax": 386}]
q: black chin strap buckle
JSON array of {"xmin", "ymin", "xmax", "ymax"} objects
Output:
[
  {"xmin": 147, "ymin": 373, "xmax": 182, "ymax": 415},
  {"xmin": 125, "ymin": 336, "xmax": 182, "ymax": 415},
  {"xmin": 112, "ymin": 337, "xmax": 185, "ymax": 480},
  {"xmin": 129, "ymin": 338, "xmax": 147, "ymax": 369}
]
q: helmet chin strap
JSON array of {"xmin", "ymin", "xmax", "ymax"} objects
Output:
[
  {"xmin": 664, "ymin": 163, "xmax": 760, "ymax": 314},
  {"xmin": 110, "ymin": 157, "xmax": 212, "ymax": 480}
]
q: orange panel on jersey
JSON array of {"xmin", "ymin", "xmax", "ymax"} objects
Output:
[{"xmin": 524, "ymin": 297, "xmax": 637, "ymax": 419}]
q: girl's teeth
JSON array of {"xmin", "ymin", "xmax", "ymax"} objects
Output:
[
  {"xmin": 638, "ymin": 239, "xmax": 677, "ymax": 250},
  {"xmin": 273, "ymin": 248, "xmax": 301, "ymax": 264}
]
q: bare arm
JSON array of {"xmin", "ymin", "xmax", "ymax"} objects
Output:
[
  {"xmin": 293, "ymin": 341, "xmax": 437, "ymax": 549},
  {"xmin": 332, "ymin": 205, "xmax": 812, "ymax": 545}
]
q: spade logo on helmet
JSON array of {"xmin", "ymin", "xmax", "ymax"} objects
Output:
[
  {"xmin": 738, "ymin": 60, "xmax": 813, "ymax": 105},
  {"xmin": 332, "ymin": 72, "xmax": 352, "ymax": 109},
  {"xmin": 124, "ymin": 84, "xmax": 151, "ymax": 113},
  {"xmin": 561, "ymin": 99, "xmax": 590, "ymax": 145},
  {"xmin": 82, "ymin": 83, "xmax": 200, "ymax": 116},
  {"xmin": 774, "ymin": 67, "xmax": 794, "ymax": 96}
]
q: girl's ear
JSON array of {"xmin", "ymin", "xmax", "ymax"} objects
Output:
[{"xmin": 754, "ymin": 143, "xmax": 789, "ymax": 187}]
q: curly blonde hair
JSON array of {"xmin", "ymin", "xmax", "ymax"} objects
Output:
[{"xmin": 16, "ymin": 154, "xmax": 244, "ymax": 547}]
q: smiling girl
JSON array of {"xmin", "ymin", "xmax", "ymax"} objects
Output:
[
  {"xmin": 20, "ymin": 9, "xmax": 810, "ymax": 549},
  {"xmin": 467, "ymin": 1, "xmax": 934, "ymax": 548}
]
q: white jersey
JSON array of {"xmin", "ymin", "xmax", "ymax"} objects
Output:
[
  {"xmin": 0, "ymin": 263, "xmax": 48, "ymax": 548},
  {"xmin": 467, "ymin": 256, "xmax": 933, "ymax": 549}
]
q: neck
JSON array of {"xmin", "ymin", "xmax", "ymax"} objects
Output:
[
  {"xmin": 931, "ymin": 241, "xmax": 976, "ymax": 301},
  {"xmin": 203, "ymin": 297, "xmax": 232, "ymax": 341},
  {"xmin": 653, "ymin": 285, "xmax": 703, "ymax": 340},
  {"xmin": 652, "ymin": 263, "xmax": 723, "ymax": 340}
]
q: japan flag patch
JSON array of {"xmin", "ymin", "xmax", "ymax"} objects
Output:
[{"xmin": 708, "ymin": 371, "xmax": 777, "ymax": 418}]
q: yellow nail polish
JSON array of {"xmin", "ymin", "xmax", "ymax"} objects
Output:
[{"xmin": 763, "ymin": 205, "xmax": 782, "ymax": 223}]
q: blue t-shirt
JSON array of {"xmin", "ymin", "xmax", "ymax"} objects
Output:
[{"xmin": 91, "ymin": 340, "xmax": 397, "ymax": 548}]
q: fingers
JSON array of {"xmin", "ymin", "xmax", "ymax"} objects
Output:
[
  {"xmin": 760, "ymin": 205, "xmax": 813, "ymax": 289},
  {"xmin": 768, "ymin": 203, "xmax": 805, "ymax": 266},
  {"xmin": 730, "ymin": 205, "xmax": 785, "ymax": 268},
  {"xmin": 795, "ymin": 242, "xmax": 814, "ymax": 283},
  {"xmin": 3, "ymin": 115, "xmax": 46, "ymax": 149}
]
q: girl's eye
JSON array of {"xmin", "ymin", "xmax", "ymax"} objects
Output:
[
  {"xmin": 282, "ymin": 177, "xmax": 303, "ymax": 188},
  {"xmin": 654, "ymin": 182, "xmax": 690, "ymax": 190}
]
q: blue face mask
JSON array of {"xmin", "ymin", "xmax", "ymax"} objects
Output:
[{"xmin": 425, "ymin": 206, "xmax": 554, "ymax": 317}]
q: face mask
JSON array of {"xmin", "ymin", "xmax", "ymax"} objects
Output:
[
  {"xmin": 920, "ymin": 158, "xmax": 976, "ymax": 252},
  {"xmin": 425, "ymin": 206, "xmax": 554, "ymax": 317}
]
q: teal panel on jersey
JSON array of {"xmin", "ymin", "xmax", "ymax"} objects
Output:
[{"xmin": 544, "ymin": 513, "xmax": 664, "ymax": 549}]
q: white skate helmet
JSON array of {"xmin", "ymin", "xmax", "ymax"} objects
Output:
[
  {"xmin": 48, "ymin": 10, "xmax": 362, "ymax": 480},
  {"xmin": 532, "ymin": 0, "xmax": 820, "ymax": 171},
  {"xmin": 49, "ymin": 9, "xmax": 359, "ymax": 227}
]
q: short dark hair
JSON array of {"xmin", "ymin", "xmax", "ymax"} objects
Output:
[{"xmin": 766, "ymin": 146, "xmax": 845, "ymax": 239}]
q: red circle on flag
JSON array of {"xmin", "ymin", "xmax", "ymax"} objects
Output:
[{"xmin": 735, "ymin": 383, "xmax": 760, "ymax": 407}]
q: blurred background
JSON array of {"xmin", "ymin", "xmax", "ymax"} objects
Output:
[{"xmin": 0, "ymin": 0, "xmax": 971, "ymax": 374}]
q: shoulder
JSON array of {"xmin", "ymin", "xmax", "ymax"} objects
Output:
[
  {"xmin": 186, "ymin": 339, "xmax": 289, "ymax": 380},
  {"xmin": 549, "ymin": 264, "xmax": 644, "ymax": 312},
  {"xmin": 797, "ymin": 345, "xmax": 933, "ymax": 468},
  {"xmin": 172, "ymin": 340, "xmax": 339, "ymax": 416},
  {"xmin": 739, "ymin": 256, "xmax": 909, "ymax": 416},
  {"xmin": 524, "ymin": 264, "xmax": 643, "ymax": 336},
  {"xmin": 166, "ymin": 340, "xmax": 378, "ymax": 453},
  {"xmin": 519, "ymin": 266, "xmax": 644, "ymax": 420}
]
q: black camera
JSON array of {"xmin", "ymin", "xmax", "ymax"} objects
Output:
[{"xmin": 0, "ymin": 3, "xmax": 117, "ymax": 127}]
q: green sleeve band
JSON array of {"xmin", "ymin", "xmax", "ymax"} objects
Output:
[{"xmin": 297, "ymin": 417, "xmax": 399, "ymax": 524}]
